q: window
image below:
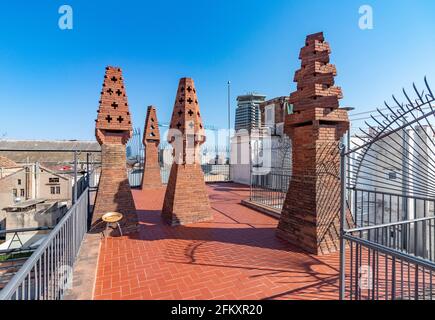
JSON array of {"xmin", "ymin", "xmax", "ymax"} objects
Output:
[
  {"xmin": 17, "ymin": 179, "xmax": 21, "ymax": 185},
  {"xmin": 13, "ymin": 189, "xmax": 17, "ymax": 197},
  {"xmin": 49, "ymin": 177, "xmax": 60, "ymax": 183},
  {"xmin": 387, "ymin": 171, "xmax": 397, "ymax": 180},
  {"xmin": 50, "ymin": 186, "xmax": 56, "ymax": 194},
  {"xmin": 56, "ymin": 186, "xmax": 61, "ymax": 194},
  {"xmin": 286, "ymin": 103, "xmax": 294, "ymax": 115},
  {"xmin": 265, "ymin": 104, "xmax": 275, "ymax": 127},
  {"xmin": 20, "ymin": 189, "xmax": 25, "ymax": 197}
]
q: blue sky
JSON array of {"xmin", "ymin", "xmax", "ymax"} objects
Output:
[{"xmin": 0, "ymin": 0, "xmax": 434, "ymax": 140}]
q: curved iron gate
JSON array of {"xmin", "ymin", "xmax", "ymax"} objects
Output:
[{"xmin": 340, "ymin": 78, "xmax": 435, "ymax": 300}]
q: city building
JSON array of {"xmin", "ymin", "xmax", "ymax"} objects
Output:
[
  {"xmin": 231, "ymin": 96, "xmax": 292, "ymax": 185},
  {"xmin": 1, "ymin": 199, "xmax": 68, "ymax": 247},
  {"xmin": 234, "ymin": 93, "xmax": 266, "ymax": 133},
  {"xmin": 259, "ymin": 96, "xmax": 292, "ymax": 170},
  {"xmin": 259, "ymin": 96, "xmax": 291, "ymax": 137},
  {"xmin": 0, "ymin": 157, "xmax": 72, "ymax": 232}
]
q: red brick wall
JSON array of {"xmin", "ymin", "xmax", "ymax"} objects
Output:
[
  {"xmin": 93, "ymin": 66, "xmax": 137, "ymax": 234},
  {"xmin": 276, "ymin": 32, "xmax": 349, "ymax": 255},
  {"xmin": 162, "ymin": 164, "xmax": 211, "ymax": 226},
  {"xmin": 141, "ymin": 106, "xmax": 163, "ymax": 189},
  {"xmin": 141, "ymin": 142, "xmax": 162, "ymax": 189},
  {"xmin": 93, "ymin": 143, "xmax": 137, "ymax": 233},
  {"xmin": 277, "ymin": 125, "xmax": 342, "ymax": 254},
  {"xmin": 162, "ymin": 78, "xmax": 212, "ymax": 225}
]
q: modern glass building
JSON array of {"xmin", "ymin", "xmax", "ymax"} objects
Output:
[{"xmin": 235, "ymin": 93, "xmax": 266, "ymax": 132}]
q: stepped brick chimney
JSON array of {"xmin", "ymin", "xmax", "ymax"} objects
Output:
[
  {"xmin": 93, "ymin": 66, "xmax": 137, "ymax": 234},
  {"xmin": 162, "ymin": 78, "xmax": 212, "ymax": 226},
  {"xmin": 141, "ymin": 106, "xmax": 163, "ymax": 189},
  {"xmin": 276, "ymin": 32, "xmax": 349, "ymax": 255}
]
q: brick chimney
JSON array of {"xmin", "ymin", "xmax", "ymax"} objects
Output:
[
  {"xmin": 141, "ymin": 106, "xmax": 163, "ymax": 189},
  {"xmin": 162, "ymin": 78, "xmax": 212, "ymax": 226},
  {"xmin": 276, "ymin": 32, "xmax": 349, "ymax": 255},
  {"xmin": 93, "ymin": 66, "xmax": 137, "ymax": 234}
]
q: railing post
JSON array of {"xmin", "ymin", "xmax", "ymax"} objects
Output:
[
  {"xmin": 339, "ymin": 143, "xmax": 347, "ymax": 300},
  {"xmin": 86, "ymin": 153, "xmax": 91, "ymax": 230},
  {"xmin": 249, "ymin": 139, "xmax": 253, "ymax": 201},
  {"xmin": 73, "ymin": 151, "xmax": 78, "ymax": 204}
]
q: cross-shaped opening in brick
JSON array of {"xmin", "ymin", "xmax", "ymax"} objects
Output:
[
  {"xmin": 178, "ymin": 97, "xmax": 184, "ymax": 104},
  {"xmin": 187, "ymin": 98, "xmax": 193, "ymax": 104},
  {"xmin": 117, "ymin": 116, "xmax": 124, "ymax": 123},
  {"xmin": 188, "ymin": 109, "xmax": 194, "ymax": 117},
  {"xmin": 111, "ymin": 102, "xmax": 118, "ymax": 109},
  {"xmin": 107, "ymin": 88, "xmax": 113, "ymax": 95},
  {"xmin": 176, "ymin": 122, "xmax": 182, "ymax": 129},
  {"xmin": 116, "ymin": 89, "xmax": 122, "ymax": 96},
  {"xmin": 188, "ymin": 122, "xmax": 194, "ymax": 129},
  {"xmin": 111, "ymin": 76, "xmax": 118, "ymax": 82},
  {"xmin": 187, "ymin": 86, "xmax": 192, "ymax": 93},
  {"xmin": 178, "ymin": 110, "xmax": 183, "ymax": 116},
  {"xmin": 105, "ymin": 115, "xmax": 113, "ymax": 123},
  {"xmin": 180, "ymin": 87, "xmax": 185, "ymax": 92}
]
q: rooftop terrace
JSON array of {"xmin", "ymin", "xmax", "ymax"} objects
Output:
[{"xmin": 89, "ymin": 183, "xmax": 340, "ymax": 300}]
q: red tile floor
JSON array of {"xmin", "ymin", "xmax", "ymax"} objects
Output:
[{"xmin": 94, "ymin": 183, "xmax": 341, "ymax": 300}]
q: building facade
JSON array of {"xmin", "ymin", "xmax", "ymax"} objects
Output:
[
  {"xmin": 234, "ymin": 93, "xmax": 266, "ymax": 133},
  {"xmin": 0, "ymin": 158, "xmax": 72, "ymax": 232}
]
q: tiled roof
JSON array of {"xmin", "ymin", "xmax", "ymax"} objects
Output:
[
  {"xmin": 0, "ymin": 140, "xmax": 100, "ymax": 152},
  {"xmin": 0, "ymin": 155, "xmax": 19, "ymax": 168}
]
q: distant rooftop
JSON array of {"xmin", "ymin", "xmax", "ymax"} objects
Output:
[
  {"xmin": 4, "ymin": 199, "xmax": 46, "ymax": 210},
  {"xmin": 0, "ymin": 156, "xmax": 18, "ymax": 169},
  {"xmin": 0, "ymin": 140, "xmax": 100, "ymax": 152},
  {"xmin": 236, "ymin": 93, "xmax": 267, "ymax": 103}
]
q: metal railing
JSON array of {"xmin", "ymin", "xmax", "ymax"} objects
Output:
[
  {"xmin": 339, "ymin": 79, "xmax": 435, "ymax": 300},
  {"xmin": 128, "ymin": 164, "xmax": 231, "ymax": 187},
  {"xmin": 343, "ymin": 216, "xmax": 435, "ymax": 300},
  {"xmin": 348, "ymin": 189, "xmax": 435, "ymax": 252},
  {"xmin": 340, "ymin": 163, "xmax": 435, "ymax": 300},
  {"xmin": 0, "ymin": 188, "xmax": 89, "ymax": 300},
  {"xmin": 249, "ymin": 170, "xmax": 290, "ymax": 211},
  {"xmin": 202, "ymin": 164, "xmax": 230, "ymax": 183},
  {"xmin": 127, "ymin": 167, "xmax": 143, "ymax": 188},
  {"xmin": 0, "ymin": 227, "xmax": 53, "ymax": 255}
]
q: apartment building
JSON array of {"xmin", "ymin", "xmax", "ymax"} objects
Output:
[{"xmin": 0, "ymin": 157, "xmax": 72, "ymax": 231}]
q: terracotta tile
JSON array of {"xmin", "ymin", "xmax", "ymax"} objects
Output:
[{"xmin": 93, "ymin": 183, "xmax": 341, "ymax": 300}]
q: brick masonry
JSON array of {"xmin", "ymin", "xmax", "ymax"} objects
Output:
[
  {"xmin": 276, "ymin": 32, "xmax": 349, "ymax": 255},
  {"xmin": 162, "ymin": 78, "xmax": 212, "ymax": 226},
  {"xmin": 93, "ymin": 66, "xmax": 137, "ymax": 234},
  {"xmin": 140, "ymin": 106, "xmax": 163, "ymax": 189}
]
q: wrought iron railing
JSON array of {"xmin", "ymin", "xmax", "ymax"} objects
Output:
[
  {"xmin": 249, "ymin": 170, "xmax": 290, "ymax": 211},
  {"xmin": 343, "ymin": 216, "xmax": 435, "ymax": 300},
  {"xmin": 128, "ymin": 164, "xmax": 231, "ymax": 187},
  {"xmin": 127, "ymin": 167, "xmax": 143, "ymax": 188},
  {"xmin": 340, "ymin": 78, "xmax": 435, "ymax": 300},
  {"xmin": 201, "ymin": 164, "xmax": 231, "ymax": 183}
]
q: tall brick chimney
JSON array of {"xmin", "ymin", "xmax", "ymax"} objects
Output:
[
  {"xmin": 162, "ymin": 78, "xmax": 212, "ymax": 226},
  {"xmin": 276, "ymin": 32, "xmax": 349, "ymax": 255},
  {"xmin": 93, "ymin": 66, "xmax": 137, "ymax": 234},
  {"xmin": 141, "ymin": 105, "xmax": 163, "ymax": 189}
]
